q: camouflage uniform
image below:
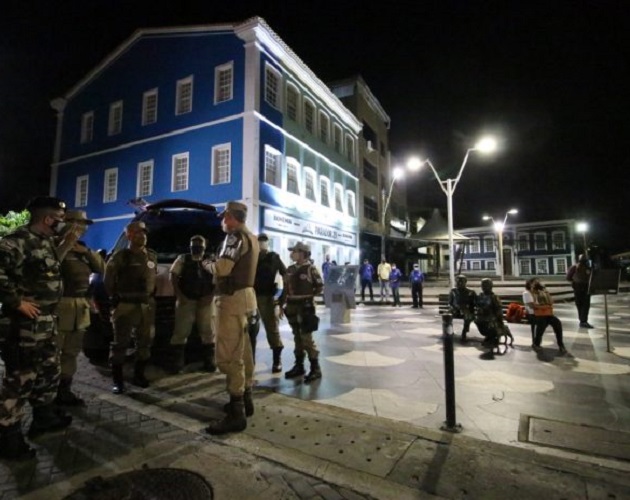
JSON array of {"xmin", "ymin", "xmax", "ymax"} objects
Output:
[
  {"xmin": 282, "ymin": 242, "xmax": 324, "ymax": 383},
  {"xmin": 0, "ymin": 226, "xmax": 62, "ymax": 426},
  {"xmin": 474, "ymin": 279, "xmax": 509, "ymax": 347},
  {"xmin": 448, "ymin": 275, "xmax": 477, "ymax": 341}
]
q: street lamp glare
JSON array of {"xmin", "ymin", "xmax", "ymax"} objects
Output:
[
  {"xmin": 508, "ymin": 208, "xmax": 518, "ymax": 215},
  {"xmin": 474, "ymin": 137, "xmax": 498, "ymax": 154},
  {"xmin": 576, "ymin": 222, "xmax": 588, "ymax": 233},
  {"xmin": 482, "ymin": 215, "xmax": 491, "ymax": 221},
  {"xmin": 393, "ymin": 167, "xmax": 404, "ymax": 180},
  {"xmin": 406, "ymin": 157, "xmax": 424, "ymax": 172},
  {"xmin": 493, "ymin": 221, "xmax": 504, "ymax": 231}
]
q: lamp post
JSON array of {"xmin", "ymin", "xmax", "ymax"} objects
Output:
[
  {"xmin": 482, "ymin": 209, "xmax": 518, "ymax": 282},
  {"xmin": 381, "ymin": 167, "xmax": 404, "ymax": 258},
  {"xmin": 408, "ymin": 137, "xmax": 498, "ymax": 287},
  {"xmin": 576, "ymin": 221, "xmax": 588, "ymax": 255}
]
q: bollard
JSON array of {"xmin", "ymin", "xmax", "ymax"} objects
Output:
[{"xmin": 440, "ymin": 313, "xmax": 462, "ymax": 433}]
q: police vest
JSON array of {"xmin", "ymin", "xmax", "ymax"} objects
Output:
[
  {"xmin": 178, "ymin": 254, "xmax": 214, "ymax": 300},
  {"xmin": 113, "ymin": 248, "xmax": 157, "ymax": 302}
]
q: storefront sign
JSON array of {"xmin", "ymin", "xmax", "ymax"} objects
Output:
[{"xmin": 264, "ymin": 208, "xmax": 357, "ymax": 246}]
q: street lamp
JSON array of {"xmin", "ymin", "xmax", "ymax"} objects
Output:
[
  {"xmin": 381, "ymin": 166, "xmax": 404, "ymax": 258},
  {"xmin": 407, "ymin": 136, "xmax": 498, "ymax": 287},
  {"xmin": 576, "ymin": 221, "xmax": 588, "ymax": 255},
  {"xmin": 482, "ymin": 209, "xmax": 518, "ymax": 282}
]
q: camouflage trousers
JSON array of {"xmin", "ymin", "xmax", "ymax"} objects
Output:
[
  {"xmin": 109, "ymin": 302, "xmax": 155, "ymax": 365},
  {"xmin": 0, "ymin": 314, "xmax": 60, "ymax": 426},
  {"xmin": 285, "ymin": 301, "xmax": 319, "ymax": 360},
  {"xmin": 171, "ymin": 296, "xmax": 214, "ymax": 346},
  {"xmin": 256, "ymin": 294, "xmax": 283, "ymax": 349}
]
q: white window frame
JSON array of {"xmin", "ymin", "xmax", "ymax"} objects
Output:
[
  {"xmin": 344, "ymin": 134, "xmax": 355, "ymax": 163},
  {"xmin": 80, "ymin": 111, "xmax": 94, "ymax": 144},
  {"xmin": 484, "ymin": 237, "xmax": 495, "ymax": 253},
  {"xmin": 534, "ymin": 232, "xmax": 547, "ymax": 251},
  {"xmin": 469, "ymin": 238, "xmax": 480, "ymax": 253},
  {"xmin": 346, "ymin": 190, "xmax": 356, "ymax": 217},
  {"xmin": 471, "ymin": 260, "xmax": 481, "ymax": 271},
  {"xmin": 264, "ymin": 63, "xmax": 282, "ymax": 110},
  {"xmin": 286, "ymin": 158, "xmax": 301, "ymax": 195},
  {"xmin": 487, "ymin": 260, "xmax": 496, "ymax": 271},
  {"xmin": 214, "ymin": 61, "xmax": 234, "ymax": 104},
  {"xmin": 136, "ymin": 160, "xmax": 154, "ymax": 197},
  {"xmin": 536, "ymin": 258, "xmax": 549, "ymax": 274},
  {"xmin": 319, "ymin": 111, "xmax": 329, "ymax": 144},
  {"xmin": 552, "ymin": 230, "xmax": 566, "ymax": 250},
  {"xmin": 333, "ymin": 124, "xmax": 342, "ymax": 154},
  {"xmin": 142, "ymin": 88, "xmax": 158, "ymax": 126},
  {"xmin": 171, "ymin": 153, "xmax": 189, "ymax": 192},
  {"xmin": 107, "ymin": 100, "xmax": 123, "ymax": 136},
  {"xmin": 319, "ymin": 177, "xmax": 331, "ymax": 208},
  {"xmin": 103, "ymin": 167, "xmax": 118, "ymax": 203},
  {"xmin": 302, "ymin": 168, "xmax": 317, "ymax": 202},
  {"xmin": 304, "ymin": 98, "xmax": 315, "ymax": 134},
  {"xmin": 518, "ymin": 233, "xmax": 530, "ymax": 251},
  {"xmin": 334, "ymin": 183, "xmax": 344, "ymax": 213},
  {"xmin": 175, "ymin": 75, "xmax": 193, "ymax": 115},
  {"xmin": 75, "ymin": 175, "xmax": 89, "ymax": 207},
  {"xmin": 211, "ymin": 143, "xmax": 231, "ymax": 185},
  {"xmin": 264, "ymin": 146, "xmax": 282, "ymax": 188},
  {"xmin": 286, "ymin": 83, "xmax": 299, "ymax": 121},
  {"xmin": 554, "ymin": 257, "xmax": 567, "ymax": 274},
  {"xmin": 520, "ymin": 259, "xmax": 532, "ymax": 275}
]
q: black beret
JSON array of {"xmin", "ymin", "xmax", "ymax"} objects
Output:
[{"xmin": 26, "ymin": 196, "xmax": 66, "ymax": 211}]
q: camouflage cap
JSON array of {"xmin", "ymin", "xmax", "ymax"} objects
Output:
[
  {"xmin": 65, "ymin": 209, "xmax": 93, "ymax": 225},
  {"xmin": 257, "ymin": 233, "xmax": 269, "ymax": 241},
  {"xmin": 288, "ymin": 242, "xmax": 311, "ymax": 254},
  {"xmin": 218, "ymin": 201, "xmax": 247, "ymax": 222},
  {"xmin": 26, "ymin": 196, "xmax": 66, "ymax": 212},
  {"xmin": 190, "ymin": 234, "xmax": 206, "ymax": 244},
  {"xmin": 125, "ymin": 221, "xmax": 148, "ymax": 234}
]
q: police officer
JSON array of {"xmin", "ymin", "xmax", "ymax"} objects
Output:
[
  {"xmin": 0, "ymin": 196, "xmax": 73, "ymax": 461},
  {"xmin": 203, "ymin": 201, "xmax": 258, "ymax": 435},
  {"xmin": 254, "ymin": 233, "xmax": 287, "ymax": 373},
  {"xmin": 168, "ymin": 235, "xmax": 216, "ymax": 374},
  {"xmin": 281, "ymin": 242, "xmax": 324, "ymax": 383},
  {"xmin": 104, "ymin": 221, "xmax": 157, "ymax": 394},
  {"xmin": 55, "ymin": 210, "xmax": 105, "ymax": 405}
]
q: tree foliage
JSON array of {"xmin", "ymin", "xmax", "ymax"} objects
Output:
[{"xmin": 0, "ymin": 210, "xmax": 30, "ymax": 237}]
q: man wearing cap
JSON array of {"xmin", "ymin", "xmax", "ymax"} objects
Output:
[
  {"xmin": 104, "ymin": 220, "xmax": 158, "ymax": 394},
  {"xmin": 280, "ymin": 242, "xmax": 324, "ymax": 383},
  {"xmin": 55, "ymin": 210, "xmax": 105, "ymax": 406},
  {"xmin": 0, "ymin": 196, "xmax": 73, "ymax": 461},
  {"xmin": 409, "ymin": 263, "xmax": 425, "ymax": 309},
  {"xmin": 202, "ymin": 201, "xmax": 258, "ymax": 435},
  {"xmin": 254, "ymin": 233, "xmax": 287, "ymax": 373},
  {"xmin": 168, "ymin": 235, "xmax": 216, "ymax": 374}
]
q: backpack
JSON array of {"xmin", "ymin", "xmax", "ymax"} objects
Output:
[{"xmin": 506, "ymin": 302, "xmax": 526, "ymax": 323}]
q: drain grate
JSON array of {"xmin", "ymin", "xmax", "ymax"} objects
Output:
[
  {"xmin": 64, "ymin": 467, "xmax": 213, "ymax": 499},
  {"xmin": 519, "ymin": 414, "xmax": 630, "ymax": 461}
]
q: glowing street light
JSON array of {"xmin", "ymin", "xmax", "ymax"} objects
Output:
[
  {"xmin": 407, "ymin": 136, "xmax": 498, "ymax": 287},
  {"xmin": 482, "ymin": 208, "xmax": 518, "ymax": 282},
  {"xmin": 576, "ymin": 221, "xmax": 588, "ymax": 255},
  {"xmin": 381, "ymin": 166, "xmax": 404, "ymax": 258}
]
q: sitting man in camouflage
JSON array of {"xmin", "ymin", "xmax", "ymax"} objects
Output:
[
  {"xmin": 448, "ymin": 275, "xmax": 477, "ymax": 342},
  {"xmin": 474, "ymin": 278, "xmax": 513, "ymax": 348}
]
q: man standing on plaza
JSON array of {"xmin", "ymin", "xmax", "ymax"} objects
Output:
[
  {"xmin": 168, "ymin": 235, "xmax": 216, "ymax": 374},
  {"xmin": 567, "ymin": 254, "xmax": 593, "ymax": 328},
  {"xmin": 55, "ymin": 210, "xmax": 105, "ymax": 406},
  {"xmin": 359, "ymin": 258, "xmax": 375, "ymax": 303},
  {"xmin": 409, "ymin": 263, "xmax": 425, "ymax": 309},
  {"xmin": 321, "ymin": 254, "xmax": 332, "ymax": 283},
  {"xmin": 104, "ymin": 221, "xmax": 158, "ymax": 394},
  {"xmin": 254, "ymin": 233, "xmax": 287, "ymax": 373},
  {"xmin": 203, "ymin": 201, "xmax": 259, "ymax": 435},
  {"xmin": 377, "ymin": 257, "xmax": 392, "ymax": 302},
  {"xmin": 0, "ymin": 196, "xmax": 73, "ymax": 461}
]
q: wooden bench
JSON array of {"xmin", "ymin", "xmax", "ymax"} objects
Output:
[{"xmin": 437, "ymin": 294, "xmax": 530, "ymax": 324}]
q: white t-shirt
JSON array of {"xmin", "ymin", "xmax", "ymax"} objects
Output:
[{"xmin": 522, "ymin": 290, "xmax": 535, "ymax": 315}]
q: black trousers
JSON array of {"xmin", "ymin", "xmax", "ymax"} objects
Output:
[
  {"xmin": 574, "ymin": 288, "xmax": 591, "ymax": 323},
  {"xmin": 411, "ymin": 283, "xmax": 423, "ymax": 307},
  {"xmin": 361, "ymin": 279, "xmax": 373, "ymax": 301}
]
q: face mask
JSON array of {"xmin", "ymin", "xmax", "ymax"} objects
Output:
[
  {"xmin": 190, "ymin": 245, "xmax": 205, "ymax": 256},
  {"xmin": 259, "ymin": 241, "xmax": 269, "ymax": 251},
  {"xmin": 50, "ymin": 219, "xmax": 66, "ymax": 234}
]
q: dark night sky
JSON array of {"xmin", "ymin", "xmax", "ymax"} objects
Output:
[{"xmin": 1, "ymin": 1, "xmax": 628, "ymax": 250}]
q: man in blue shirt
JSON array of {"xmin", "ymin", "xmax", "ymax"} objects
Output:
[
  {"xmin": 321, "ymin": 255, "xmax": 332, "ymax": 283},
  {"xmin": 359, "ymin": 259, "xmax": 375, "ymax": 302},
  {"xmin": 409, "ymin": 263, "xmax": 425, "ymax": 308}
]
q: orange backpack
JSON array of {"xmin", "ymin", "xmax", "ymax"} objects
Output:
[{"xmin": 506, "ymin": 302, "xmax": 526, "ymax": 323}]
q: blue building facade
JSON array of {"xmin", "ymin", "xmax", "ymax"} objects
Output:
[
  {"xmin": 50, "ymin": 18, "xmax": 362, "ymax": 267},
  {"xmin": 457, "ymin": 219, "xmax": 577, "ymax": 277}
]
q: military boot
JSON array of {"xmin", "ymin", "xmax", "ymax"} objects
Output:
[
  {"xmin": 304, "ymin": 358, "xmax": 322, "ymax": 384},
  {"xmin": 223, "ymin": 388, "xmax": 254, "ymax": 417},
  {"xmin": 28, "ymin": 404, "xmax": 73, "ymax": 438},
  {"xmin": 206, "ymin": 395, "xmax": 247, "ymax": 435},
  {"xmin": 201, "ymin": 343, "xmax": 217, "ymax": 373},
  {"xmin": 0, "ymin": 422, "xmax": 36, "ymax": 461},
  {"xmin": 271, "ymin": 347, "xmax": 283, "ymax": 373},
  {"xmin": 55, "ymin": 377, "xmax": 85, "ymax": 406},
  {"xmin": 132, "ymin": 359, "xmax": 150, "ymax": 388},
  {"xmin": 167, "ymin": 345, "xmax": 186, "ymax": 375},
  {"xmin": 284, "ymin": 354, "xmax": 306, "ymax": 379},
  {"xmin": 111, "ymin": 363, "xmax": 125, "ymax": 394}
]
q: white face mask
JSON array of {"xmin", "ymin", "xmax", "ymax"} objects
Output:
[{"xmin": 259, "ymin": 241, "xmax": 269, "ymax": 251}]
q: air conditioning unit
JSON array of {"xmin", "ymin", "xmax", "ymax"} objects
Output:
[{"xmin": 366, "ymin": 140, "xmax": 375, "ymax": 152}]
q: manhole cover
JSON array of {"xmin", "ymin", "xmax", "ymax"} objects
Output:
[{"xmin": 64, "ymin": 467, "xmax": 213, "ymax": 499}]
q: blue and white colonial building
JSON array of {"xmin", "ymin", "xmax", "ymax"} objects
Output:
[
  {"xmin": 456, "ymin": 219, "xmax": 578, "ymax": 277},
  {"xmin": 50, "ymin": 17, "xmax": 362, "ymax": 266}
]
